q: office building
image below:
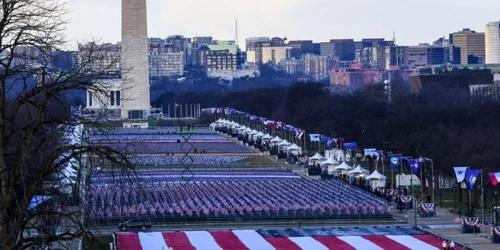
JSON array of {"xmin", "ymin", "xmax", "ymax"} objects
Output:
[
  {"xmin": 52, "ymin": 50, "xmax": 78, "ymax": 71},
  {"xmin": 279, "ymin": 58, "xmax": 304, "ymax": 76},
  {"xmin": 404, "ymin": 45, "xmax": 451, "ymax": 69},
  {"xmin": 246, "ymin": 37, "xmax": 270, "ymax": 51},
  {"xmin": 486, "ymin": 21, "xmax": 500, "ymax": 64},
  {"xmin": 320, "ymin": 42, "xmax": 335, "ymax": 56},
  {"xmin": 304, "ymin": 55, "xmax": 335, "ymax": 80},
  {"xmin": 205, "ymin": 50, "xmax": 238, "ymax": 72},
  {"xmin": 449, "ymin": 28, "xmax": 485, "ymax": 64},
  {"xmin": 261, "ymin": 46, "xmax": 292, "ymax": 64},
  {"xmin": 149, "ymin": 45, "xmax": 184, "ymax": 80},
  {"xmin": 78, "ymin": 42, "xmax": 121, "ymax": 76},
  {"xmin": 287, "ymin": 40, "xmax": 314, "ymax": 59},
  {"xmin": 330, "ymin": 39, "xmax": 355, "ymax": 61}
]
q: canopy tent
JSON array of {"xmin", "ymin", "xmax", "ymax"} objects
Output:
[
  {"xmin": 278, "ymin": 139, "xmax": 291, "ymax": 147},
  {"xmin": 237, "ymin": 126, "xmax": 247, "ymax": 132},
  {"xmin": 366, "ymin": 170, "xmax": 386, "ymax": 180},
  {"xmin": 270, "ymin": 136, "xmax": 283, "ymax": 143},
  {"xmin": 320, "ymin": 157, "xmax": 340, "ymax": 167},
  {"xmin": 243, "ymin": 128, "xmax": 253, "ymax": 134},
  {"xmin": 209, "ymin": 123, "xmax": 217, "ymax": 129},
  {"xmin": 286, "ymin": 143, "xmax": 301, "ymax": 151},
  {"xmin": 249, "ymin": 130, "xmax": 259, "ymax": 135},
  {"xmin": 255, "ymin": 132, "xmax": 265, "ymax": 137},
  {"xmin": 366, "ymin": 170, "xmax": 387, "ymax": 190},
  {"xmin": 309, "ymin": 153, "xmax": 326, "ymax": 162},
  {"xmin": 333, "ymin": 162, "xmax": 352, "ymax": 170},
  {"xmin": 349, "ymin": 165, "xmax": 369, "ymax": 175},
  {"xmin": 261, "ymin": 133, "xmax": 273, "ymax": 140}
]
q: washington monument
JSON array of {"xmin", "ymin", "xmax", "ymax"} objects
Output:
[{"xmin": 121, "ymin": 0, "xmax": 150, "ymax": 119}]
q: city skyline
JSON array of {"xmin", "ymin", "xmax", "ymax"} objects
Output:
[{"xmin": 66, "ymin": 0, "xmax": 499, "ymax": 49}]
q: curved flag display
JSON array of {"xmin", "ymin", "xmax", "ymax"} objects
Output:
[
  {"xmin": 489, "ymin": 172, "xmax": 500, "ymax": 186},
  {"xmin": 115, "ymin": 229, "xmax": 466, "ymax": 250},
  {"xmin": 453, "ymin": 167, "xmax": 468, "ymax": 183},
  {"xmin": 465, "ymin": 169, "xmax": 481, "ymax": 191}
]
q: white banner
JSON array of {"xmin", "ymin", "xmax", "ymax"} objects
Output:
[{"xmin": 453, "ymin": 166, "xmax": 468, "ymax": 183}]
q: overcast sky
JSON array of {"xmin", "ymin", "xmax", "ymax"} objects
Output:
[{"xmin": 65, "ymin": 0, "xmax": 499, "ymax": 48}]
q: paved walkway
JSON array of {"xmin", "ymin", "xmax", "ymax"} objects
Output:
[{"xmin": 392, "ymin": 206, "xmax": 498, "ymax": 250}]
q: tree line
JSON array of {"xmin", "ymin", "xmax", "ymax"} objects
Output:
[{"xmin": 154, "ymin": 81, "xmax": 500, "ymax": 185}]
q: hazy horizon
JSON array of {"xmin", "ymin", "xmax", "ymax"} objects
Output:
[{"xmin": 66, "ymin": 0, "xmax": 499, "ymax": 48}]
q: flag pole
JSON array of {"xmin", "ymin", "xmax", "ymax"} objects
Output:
[
  {"xmin": 391, "ymin": 158, "xmax": 394, "ymax": 191},
  {"xmin": 420, "ymin": 159, "xmax": 424, "ymax": 203},
  {"xmin": 481, "ymin": 169, "xmax": 484, "ymax": 224}
]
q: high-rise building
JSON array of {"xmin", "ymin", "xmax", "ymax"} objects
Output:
[
  {"xmin": 10, "ymin": 45, "xmax": 52, "ymax": 68},
  {"xmin": 192, "ymin": 36, "xmax": 214, "ymax": 49},
  {"xmin": 205, "ymin": 50, "xmax": 238, "ymax": 72},
  {"xmin": 246, "ymin": 37, "xmax": 270, "ymax": 51},
  {"xmin": 287, "ymin": 40, "xmax": 314, "ymax": 59},
  {"xmin": 52, "ymin": 50, "xmax": 78, "ymax": 71},
  {"xmin": 330, "ymin": 39, "xmax": 355, "ymax": 61},
  {"xmin": 449, "ymin": 28, "xmax": 485, "ymax": 64},
  {"xmin": 270, "ymin": 37, "xmax": 286, "ymax": 47},
  {"xmin": 319, "ymin": 42, "xmax": 335, "ymax": 57},
  {"xmin": 78, "ymin": 43, "xmax": 121, "ymax": 76},
  {"xmin": 149, "ymin": 45, "xmax": 184, "ymax": 81},
  {"xmin": 404, "ymin": 45, "xmax": 450, "ymax": 69},
  {"xmin": 279, "ymin": 58, "xmax": 304, "ymax": 76},
  {"xmin": 166, "ymin": 35, "xmax": 192, "ymax": 65},
  {"xmin": 486, "ymin": 21, "xmax": 500, "ymax": 64},
  {"xmin": 303, "ymin": 55, "xmax": 335, "ymax": 80},
  {"xmin": 261, "ymin": 47, "xmax": 292, "ymax": 64},
  {"xmin": 120, "ymin": 0, "xmax": 150, "ymax": 119}
]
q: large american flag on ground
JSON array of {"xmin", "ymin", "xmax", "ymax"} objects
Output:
[{"xmin": 115, "ymin": 229, "xmax": 465, "ymax": 250}]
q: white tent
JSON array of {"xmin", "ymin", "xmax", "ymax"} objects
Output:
[
  {"xmin": 253, "ymin": 132, "xmax": 265, "ymax": 141},
  {"xmin": 262, "ymin": 133, "xmax": 273, "ymax": 140},
  {"xmin": 278, "ymin": 139, "xmax": 291, "ymax": 147},
  {"xmin": 286, "ymin": 143, "xmax": 302, "ymax": 155},
  {"xmin": 309, "ymin": 153, "xmax": 326, "ymax": 162},
  {"xmin": 249, "ymin": 130, "xmax": 259, "ymax": 135},
  {"xmin": 349, "ymin": 165, "xmax": 369, "ymax": 175},
  {"xmin": 366, "ymin": 170, "xmax": 387, "ymax": 190},
  {"xmin": 209, "ymin": 123, "xmax": 217, "ymax": 129},
  {"xmin": 243, "ymin": 128, "xmax": 253, "ymax": 133},
  {"xmin": 237, "ymin": 126, "xmax": 247, "ymax": 131},
  {"xmin": 334, "ymin": 162, "xmax": 352, "ymax": 170},
  {"xmin": 333, "ymin": 162, "xmax": 353, "ymax": 176},
  {"xmin": 270, "ymin": 136, "xmax": 283, "ymax": 143},
  {"xmin": 286, "ymin": 143, "xmax": 301, "ymax": 151},
  {"xmin": 366, "ymin": 170, "xmax": 386, "ymax": 180},
  {"xmin": 320, "ymin": 157, "xmax": 339, "ymax": 167}
]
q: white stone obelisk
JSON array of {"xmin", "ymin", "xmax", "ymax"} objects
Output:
[{"xmin": 121, "ymin": 0, "xmax": 150, "ymax": 119}]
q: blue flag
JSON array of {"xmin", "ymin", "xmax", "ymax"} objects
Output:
[
  {"xmin": 388, "ymin": 154, "xmax": 402, "ymax": 169},
  {"xmin": 465, "ymin": 169, "xmax": 481, "ymax": 191},
  {"xmin": 406, "ymin": 159, "xmax": 420, "ymax": 175},
  {"xmin": 343, "ymin": 142, "xmax": 357, "ymax": 149}
]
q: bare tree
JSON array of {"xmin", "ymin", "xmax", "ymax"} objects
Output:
[{"xmin": 0, "ymin": 1, "xmax": 131, "ymax": 249}]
